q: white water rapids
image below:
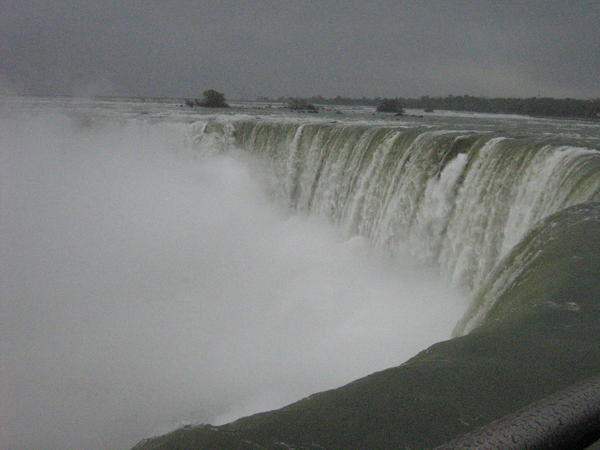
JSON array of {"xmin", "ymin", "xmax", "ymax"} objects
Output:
[
  {"xmin": 1, "ymin": 109, "xmax": 466, "ymax": 449},
  {"xmin": 233, "ymin": 121, "xmax": 600, "ymax": 299},
  {"xmin": 2, "ymin": 100, "xmax": 599, "ymax": 449}
]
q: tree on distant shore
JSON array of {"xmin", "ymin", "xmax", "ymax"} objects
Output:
[
  {"xmin": 286, "ymin": 98, "xmax": 318, "ymax": 112},
  {"xmin": 376, "ymin": 98, "xmax": 405, "ymax": 114},
  {"xmin": 185, "ymin": 89, "xmax": 229, "ymax": 108},
  {"xmin": 200, "ymin": 89, "xmax": 229, "ymax": 107}
]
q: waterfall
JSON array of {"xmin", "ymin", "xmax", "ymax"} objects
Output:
[{"xmin": 197, "ymin": 119, "xmax": 600, "ymax": 325}]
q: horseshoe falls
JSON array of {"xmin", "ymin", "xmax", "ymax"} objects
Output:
[
  {"xmin": 1, "ymin": 98, "xmax": 599, "ymax": 449},
  {"xmin": 230, "ymin": 120, "xmax": 599, "ymax": 300}
]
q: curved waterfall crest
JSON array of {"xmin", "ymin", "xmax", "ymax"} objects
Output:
[{"xmin": 194, "ymin": 118, "xmax": 600, "ymax": 331}]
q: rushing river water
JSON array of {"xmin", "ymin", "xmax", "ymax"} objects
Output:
[{"xmin": 2, "ymin": 97, "xmax": 599, "ymax": 449}]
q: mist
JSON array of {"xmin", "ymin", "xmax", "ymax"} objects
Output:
[{"xmin": 1, "ymin": 109, "xmax": 465, "ymax": 449}]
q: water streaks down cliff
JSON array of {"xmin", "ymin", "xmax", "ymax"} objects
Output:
[
  {"xmin": 224, "ymin": 120, "xmax": 600, "ymax": 329},
  {"xmin": 136, "ymin": 119, "xmax": 600, "ymax": 449},
  {"xmin": 3, "ymin": 100, "xmax": 600, "ymax": 449},
  {"xmin": 1, "ymin": 109, "xmax": 465, "ymax": 449}
]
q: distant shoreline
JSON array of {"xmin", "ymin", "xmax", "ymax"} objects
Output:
[{"xmin": 5, "ymin": 94, "xmax": 600, "ymax": 121}]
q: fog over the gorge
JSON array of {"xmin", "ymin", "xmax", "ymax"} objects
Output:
[
  {"xmin": 1, "ymin": 110, "xmax": 465, "ymax": 449},
  {"xmin": 1, "ymin": 0, "xmax": 599, "ymax": 99}
]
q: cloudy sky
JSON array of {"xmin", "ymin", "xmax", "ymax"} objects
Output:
[{"xmin": 2, "ymin": 0, "xmax": 599, "ymax": 99}]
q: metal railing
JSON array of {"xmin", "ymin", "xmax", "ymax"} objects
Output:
[{"xmin": 436, "ymin": 375, "xmax": 600, "ymax": 449}]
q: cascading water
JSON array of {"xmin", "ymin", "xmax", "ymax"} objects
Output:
[
  {"xmin": 194, "ymin": 119, "xmax": 514, "ymax": 325},
  {"xmin": 218, "ymin": 119, "xmax": 600, "ymax": 323},
  {"xmin": 3, "ymin": 98, "xmax": 600, "ymax": 450},
  {"xmin": 136, "ymin": 109, "xmax": 600, "ymax": 448},
  {"xmin": 1, "ymin": 103, "xmax": 468, "ymax": 449}
]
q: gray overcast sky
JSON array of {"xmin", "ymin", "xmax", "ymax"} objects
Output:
[{"xmin": 2, "ymin": 0, "xmax": 599, "ymax": 99}]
